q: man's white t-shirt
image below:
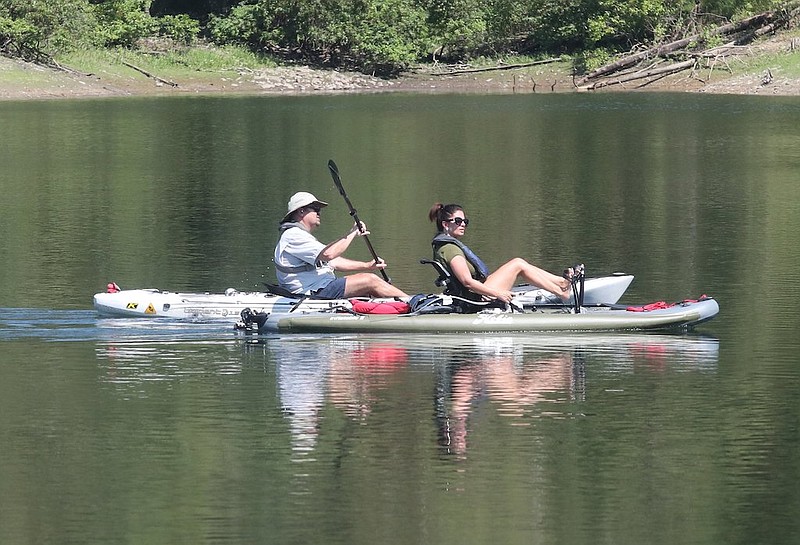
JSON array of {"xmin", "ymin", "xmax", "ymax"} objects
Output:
[{"xmin": 274, "ymin": 225, "xmax": 335, "ymax": 294}]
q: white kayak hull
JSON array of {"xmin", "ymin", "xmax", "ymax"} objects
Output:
[
  {"xmin": 93, "ymin": 274, "xmax": 635, "ymax": 320},
  {"xmin": 93, "ymin": 288, "xmax": 346, "ymax": 320},
  {"xmin": 261, "ymin": 298, "xmax": 719, "ymax": 334}
]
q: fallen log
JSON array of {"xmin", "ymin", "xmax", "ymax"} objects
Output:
[
  {"xmin": 578, "ymin": 59, "xmax": 697, "ymax": 91},
  {"xmin": 690, "ymin": 42, "xmax": 738, "ymax": 57},
  {"xmin": 121, "ymin": 61, "xmax": 178, "ymax": 87},
  {"xmin": 746, "ymin": 21, "xmax": 783, "ymax": 41},
  {"xmin": 433, "ymin": 57, "xmax": 562, "ymax": 76},
  {"xmin": 49, "ymin": 59, "xmax": 92, "ymax": 77},
  {"xmin": 576, "ymin": 9, "xmax": 780, "ymax": 85}
]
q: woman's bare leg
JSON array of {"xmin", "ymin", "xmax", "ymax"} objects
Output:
[{"xmin": 484, "ymin": 258, "xmax": 571, "ymax": 299}]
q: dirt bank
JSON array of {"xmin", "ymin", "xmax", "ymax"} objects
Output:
[{"xmin": 2, "ymin": 31, "xmax": 799, "ymax": 100}]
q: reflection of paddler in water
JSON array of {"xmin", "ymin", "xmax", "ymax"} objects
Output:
[
  {"xmin": 273, "ymin": 342, "xmax": 330, "ymax": 456},
  {"xmin": 436, "ymin": 345, "xmax": 582, "ymax": 457},
  {"xmin": 271, "ymin": 340, "xmax": 408, "ymax": 455}
]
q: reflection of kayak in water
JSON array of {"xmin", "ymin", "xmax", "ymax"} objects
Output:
[
  {"xmin": 380, "ymin": 331, "xmax": 720, "ymax": 372},
  {"xmin": 252, "ymin": 297, "xmax": 719, "ymax": 334},
  {"xmin": 258, "ymin": 331, "xmax": 719, "ymax": 374},
  {"xmin": 386, "ymin": 331, "xmax": 719, "ymax": 359}
]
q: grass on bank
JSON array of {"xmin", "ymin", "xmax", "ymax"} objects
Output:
[
  {"xmin": 0, "ymin": 57, "xmax": 67, "ymax": 88},
  {"xmin": 59, "ymin": 44, "xmax": 278, "ymax": 79},
  {"xmin": 739, "ymin": 29, "xmax": 800, "ymax": 78}
]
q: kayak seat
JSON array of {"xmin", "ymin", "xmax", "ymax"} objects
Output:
[
  {"xmin": 262, "ymin": 282, "xmax": 342, "ymax": 302},
  {"xmin": 420, "ymin": 258, "xmax": 483, "ymax": 300},
  {"xmin": 262, "ymin": 283, "xmax": 303, "ymax": 299},
  {"xmin": 419, "ymin": 259, "xmax": 458, "ymax": 293},
  {"xmin": 419, "ymin": 259, "xmax": 507, "ymax": 314}
]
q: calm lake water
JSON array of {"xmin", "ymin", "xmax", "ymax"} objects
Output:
[{"xmin": 1, "ymin": 92, "xmax": 799, "ymax": 545}]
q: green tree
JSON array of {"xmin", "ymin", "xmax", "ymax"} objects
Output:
[
  {"xmin": 0, "ymin": 0, "xmax": 97, "ymax": 60},
  {"xmin": 90, "ymin": 0, "xmax": 199, "ymax": 47},
  {"xmin": 150, "ymin": 0, "xmax": 236, "ymax": 20},
  {"xmin": 2, "ymin": 0, "xmax": 791, "ymax": 71},
  {"xmin": 209, "ymin": 0, "xmax": 430, "ymax": 74},
  {"xmin": 92, "ymin": 0, "xmax": 156, "ymax": 47},
  {"xmin": 424, "ymin": 0, "xmax": 487, "ymax": 59},
  {"xmin": 700, "ymin": 0, "xmax": 780, "ymax": 18}
]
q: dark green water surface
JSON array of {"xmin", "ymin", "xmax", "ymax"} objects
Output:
[{"xmin": 1, "ymin": 92, "xmax": 799, "ymax": 545}]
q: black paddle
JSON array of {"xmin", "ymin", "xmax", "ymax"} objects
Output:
[{"xmin": 327, "ymin": 159, "xmax": 391, "ymax": 283}]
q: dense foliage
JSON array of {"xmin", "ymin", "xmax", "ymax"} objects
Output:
[{"xmin": 0, "ymin": 0, "xmax": 787, "ymax": 73}]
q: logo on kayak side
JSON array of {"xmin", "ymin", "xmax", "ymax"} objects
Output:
[
  {"xmin": 145, "ymin": 304, "xmax": 157, "ymax": 315},
  {"xmin": 472, "ymin": 314, "xmax": 514, "ymax": 325},
  {"xmin": 126, "ymin": 302, "xmax": 138, "ymax": 309},
  {"xmin": 182, "ymin": 307, "xmax": 242, "ymax": 317}
]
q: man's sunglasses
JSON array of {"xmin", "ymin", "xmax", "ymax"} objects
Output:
[
  {"xmin": 445, "ymin": 217, "xmax": 470, "ymax": 226},
  {"xmin": 305, "ymin": 205, "xmax": 322, "ymax": 213}
]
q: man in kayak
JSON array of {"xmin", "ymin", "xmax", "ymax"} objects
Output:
[
  {"xmin": 429, "ymin": 202, "xmax": 573, "ymax": 304},
  {"xmin": 275, "ymin": 192, "xmax": 408, "ymax": 299}
]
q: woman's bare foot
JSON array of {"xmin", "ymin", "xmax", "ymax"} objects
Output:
[{"xmin": 559, "ymin": 264, "xmax": 584, "ymax": 301}]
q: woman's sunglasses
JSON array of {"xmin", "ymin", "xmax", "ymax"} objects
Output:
[{"xmin": 445, "ymin": 217, "xmax": 469, "ymax": 226}]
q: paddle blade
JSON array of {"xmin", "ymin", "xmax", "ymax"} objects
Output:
[{"xmin": 328, "ymin": 160, "xmax": 346, "ymax": 196}]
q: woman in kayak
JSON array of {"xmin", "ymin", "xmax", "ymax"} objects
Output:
[{"xmin": 429, "ymin": 202, "xmax": 573, "ymax": 304}]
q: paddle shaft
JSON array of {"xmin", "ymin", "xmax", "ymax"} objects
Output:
[{"xmin": 327, "ymin": 160, "xmax": 391, "ymax": 283}]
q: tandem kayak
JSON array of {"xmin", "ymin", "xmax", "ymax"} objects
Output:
[
  {"xmin": 252, "ymin": 297, "xmax": 719, "ymax": 334},
  {"xmin": 92, "ymin": 273, "xmax": 635, "ymax": 320}
]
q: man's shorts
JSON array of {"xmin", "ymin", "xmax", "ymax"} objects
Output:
[{"xmin": 312, "ymin": 277, "xmax": 347, "ymax": 299}]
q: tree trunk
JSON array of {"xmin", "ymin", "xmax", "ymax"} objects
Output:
[
  {"xmin": 432, "ymin": 58, "xmax": 562, "ymax": 76},
  {"xmin": 578, "ymin": 59, "xmax": 697, "ymax": 90}
]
